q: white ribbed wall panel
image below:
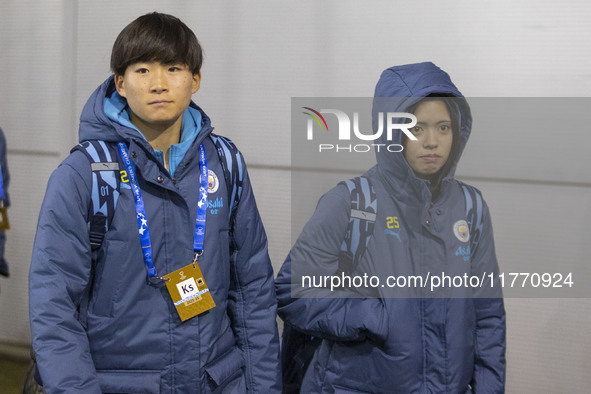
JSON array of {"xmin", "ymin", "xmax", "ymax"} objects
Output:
[
  {"xmin": 0, "ymin": 154, "xmax": 59, "ymax": 344},
  {"xmin": 505, "ymin": 298, "xmax": 591, "ymax": 392},
  {"xmin": 0, "ymin": 0, "xmax": 75, "ymax": 345},
  {"xmin": 246, "ymin": 167, "xmax": 291, "ymax": 273}
]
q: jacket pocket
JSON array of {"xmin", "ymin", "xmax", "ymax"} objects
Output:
[
  {"xmin": 204, "ymin": 346, "xmax": 245, "ymax": 393},
  {"xmin": 97, "ymin": 369, "xmax": 160, "ymax": 393}
]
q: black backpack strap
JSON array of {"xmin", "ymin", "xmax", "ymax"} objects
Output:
[
  {"xmin": 73, "ymin": 141, "xmax": 121, "ymax": 329},
  {"xmin": 72, "ymin": 141, "xmax": 121, "ymax": 250},
  {"xmin": 459, "ymin": 182, "xmax": 484, "ymax": 259},
  {"xmin": 338, "ymin": 176, "xmax": 377, "ymax": 274}
]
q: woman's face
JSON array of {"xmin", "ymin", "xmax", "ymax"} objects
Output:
[{"xmin": 403, "ymin": 100, "xmax": 453, "ymax": 179}]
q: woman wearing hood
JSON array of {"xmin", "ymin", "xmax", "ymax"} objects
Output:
[{"xmin": 276, "ymin": 62, "xmax": 505, "ymax": 393}]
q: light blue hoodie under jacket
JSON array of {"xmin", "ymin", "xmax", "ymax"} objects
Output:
[
  {"xmin": 29, "ymin": 76, "xmax": 281, "ymax": 393},
  {"xmin": 276, "ymin": 62, "xmax": 506, "ymax": 393}
]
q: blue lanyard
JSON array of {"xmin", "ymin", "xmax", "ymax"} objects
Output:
[
  {"xmin": 194, "ymin": 143, "xmax": 208, "ymax": 254},
  {"xmin": 117, "ymin": 142, "xmax": 208, "ymax": 278}
]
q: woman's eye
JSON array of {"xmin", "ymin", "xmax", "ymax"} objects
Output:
[
  {"xmin": 411, "ymin": 126, "xmax": 422, "ymax": 133},
  {"xmin": 440, "ymin": 124, "xmax": 451, "ymax": 132}
]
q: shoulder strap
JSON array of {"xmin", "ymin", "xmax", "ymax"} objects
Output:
[
  {"xmin": 75, "ymin": 136, "xmax": 243, "ymax": 249},
  {"xmin": 72, "ymin": 141, "xmax": 121, "ymax": 250},
  {"xmin": 338, "ymin": 176, "xmax": 377, "ymax": 274},
  {"xmin": 210, "ymin": 134, "xmax": 244, "ymax": 227},
  {"xmin": 459, "ymin": 182, "xmax": 484, "ymax": 259}
]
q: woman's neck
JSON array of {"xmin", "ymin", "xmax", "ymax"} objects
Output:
[{"xmin": 130, "ymin": 112, "xmax": 183, "ymax": 170}]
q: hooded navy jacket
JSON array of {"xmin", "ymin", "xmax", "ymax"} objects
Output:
[
  {"xmin": 276, "ymin": 63, "xmax": 505, "ymax": 393},
  {"xmin": 29, "ymin": 76, "xmax": 281, "ymax": 393}
]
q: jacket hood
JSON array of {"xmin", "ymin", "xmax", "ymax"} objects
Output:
[
  {"xmin": 372, "ymin": 62, "xmax": 472, "ymax": 201},
  {"xmin": 78, "ymin": 75, "xmax": 213, "ymax": 147}
]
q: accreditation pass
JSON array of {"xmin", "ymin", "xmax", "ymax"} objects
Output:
[{"xmin": 163, "ymin": 262, "xmax": 216, "ymax": 321}]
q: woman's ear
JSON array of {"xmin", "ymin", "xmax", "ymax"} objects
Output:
[
  {"xmin": 192, "ymin": 72, "xmax": 201, "ymax": 94},
  {"xmin": 114, "ymin": 74, "xmax": 127, "ymax": 98}
]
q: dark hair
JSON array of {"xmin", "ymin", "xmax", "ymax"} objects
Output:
[
  {"xmin": 404, "ymin": 95, "xmax": 463, "ymax": 197},
  {"xmin": 110, "ymin": 12, "xmax": 203, "ymax": 76}
]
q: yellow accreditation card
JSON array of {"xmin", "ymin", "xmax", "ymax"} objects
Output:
[
  {"xmin": 163, "ymin": 261, "xmax": 216, "ymax": 322},
  {"xmin": 0, "ymin": 206, "xmax": 9, "ymax": 231}
]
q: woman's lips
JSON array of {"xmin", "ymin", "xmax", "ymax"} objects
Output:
[{"xmin": 420, "ymin": 154, "xmax": 441, "ymax": 162}]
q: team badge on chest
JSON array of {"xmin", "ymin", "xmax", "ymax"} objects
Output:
[
  {"xmin": 208, "ymin": 169, "xmax": 219, "ymax": 193},
  {"xmin": 453, "ymin": 220, "xmax": 470, "ymax": 243}
]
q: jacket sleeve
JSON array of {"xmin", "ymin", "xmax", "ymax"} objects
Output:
[
  {"xmin": 29, "ymin": 154, "xmax": 102, "ymax": 394},
  {"xmin": 226, "ymin": 163, "xmax": 282, "ymax": 393},
  {"xmin": 275, "ymin": 185, "xmax": 388, "ymax": 343},
  {"xmin": 470, "ymin": 200, "xmax": 506, "ymax": 393}
]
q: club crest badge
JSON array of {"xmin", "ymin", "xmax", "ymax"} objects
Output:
[
  {"xmin": 453, "ymin": 220, "xmax": 470, "ymax": 243},
  {"xmin": 208, "ymin": 170, "xmax": 219, "ymax": 194}
]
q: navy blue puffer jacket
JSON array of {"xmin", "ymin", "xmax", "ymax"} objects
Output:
[
  {"xmin": 29, "ymin": 76, "xmax": 281, "ymax": 393},
  {"xmin": 276, "ymin": 62, "xmax": 505, "ymax": 393}
]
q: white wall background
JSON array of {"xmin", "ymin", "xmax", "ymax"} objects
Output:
[{"xmin": 0, "ymin": 1, "xmax": 590, "ymax": 392}]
